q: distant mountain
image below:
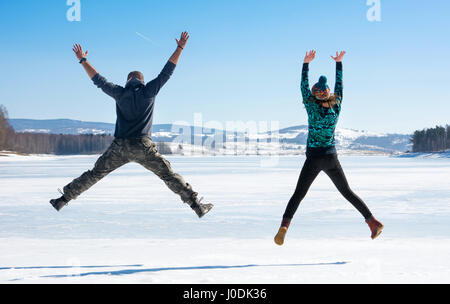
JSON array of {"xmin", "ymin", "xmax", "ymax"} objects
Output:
[
  {"xmin": 275, "ymin": 125, "xmax": 412, "ymax": 153},
  {"xmin": 9, "ymin": 119, "xmax": 116, "ymax": 135},
  {"xmin": 9, "ymin": 119, "xmax": 177, "ymax": 137},
  {"xmin": 9, "ymin": 118, "xmax": 412, "ymax": 154}
]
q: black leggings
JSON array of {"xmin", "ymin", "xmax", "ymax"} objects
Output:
[{"xmin": 283, "ymin": 154, "xmax": 373, "ymax": 220}]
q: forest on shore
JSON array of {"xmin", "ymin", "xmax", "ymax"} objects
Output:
[
  {"xmin": 0, "ymin": 105, "xmax": 171, "ymax": 155},
  {"xmin": 411, "ymin": 125, "xmax": 450, "ymax": 153}
]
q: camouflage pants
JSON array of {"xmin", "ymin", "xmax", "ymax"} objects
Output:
[{"xmin": 63, "ymin": 137, "xmax": 196, "ymax": 204}]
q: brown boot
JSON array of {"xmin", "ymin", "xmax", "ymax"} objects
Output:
[
  {"xmin": 366, "ymin": 216, "xmax": 384, "ymax": 240},
  {"xmin": 274, "ymin": 218, "xmax": 291, "ymax": 246},
  {"xmin": 274, "ymin": 226, "xmax": 288, "ymax": 246}
]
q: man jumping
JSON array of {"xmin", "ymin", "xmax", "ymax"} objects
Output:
[{"xmin": 50, "ymin": 32, "xmax": 213, "ymax": 218}]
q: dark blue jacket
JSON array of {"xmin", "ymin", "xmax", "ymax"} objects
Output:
[{"xmin": 92, "ymin": 61, "xmax": 176, "ymax": 139}]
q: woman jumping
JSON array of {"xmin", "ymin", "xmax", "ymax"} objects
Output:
[{"xmin": 274, "ymin": 50, "xmax": 384, "ymax": 245}]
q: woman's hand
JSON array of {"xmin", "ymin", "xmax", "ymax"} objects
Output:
[
  {"xmin": 331, "ymin": 51, "xmax": 346, "ymax": 62},
  {"xmin": 72, "ymin": 44, "xmax": 88, "ymax": 61},
  {"xmin": 303, "ymin": 50, "xmax": 316, "ymax": 63}
]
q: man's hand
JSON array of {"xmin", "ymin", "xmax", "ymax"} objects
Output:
[
  {"xmin": 72, "ymin": 44, "xmax": 88, "ymax": 61},
  {"xmin": 175, "ymin": 31, "xmax": 189, "ymax": 49},
  {"xmin": 73, "ymin": 43, "xmax": 97, "ymax": 79},
  {"xmin": 304, "ymin": 50, "xmax": 316, "ymax": 64},
  {"xmin": 331, "ymin": 51, "xmax": 346, "ymax": 62},
  {"xmin": 169, "ymin": 31, "xmax": 189, "ymax": 65}
]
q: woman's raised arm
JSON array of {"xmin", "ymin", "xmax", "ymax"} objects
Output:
[
  {"xmin": 301, "ymin": 50, "xmax": 316, "ymax": 101},
  {"xmin": 331, "ymin": 51, "xmax": 346, "ymax": 100}
]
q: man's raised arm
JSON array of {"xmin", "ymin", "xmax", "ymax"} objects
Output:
[
  {"xmin": 72, "ymin": 44, "xmax": 122, "ymax": 99},
  {"xmin": 73, "ymin": 44, "xmax": 97, "ymax": 79},
  {"xmin": 169, "ymin": 31, "xmax": 189, "ymax": 65},
  {"xmin": 146, "ymin": 32, "xmax": 190, "ymax": 97}
]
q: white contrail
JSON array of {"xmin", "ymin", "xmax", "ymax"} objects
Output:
[{"xmin": 135, "ymin": 32, "xmax": 159, "ymax": 46}]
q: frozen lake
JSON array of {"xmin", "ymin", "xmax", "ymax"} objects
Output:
[{"xmin": 0, "ymin": 154, "xmax": 449, "ymax": 283}]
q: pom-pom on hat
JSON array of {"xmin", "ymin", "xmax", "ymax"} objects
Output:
[{"xmin": 312, "ymin": 76, "xmax": 331, "ymax": 100}]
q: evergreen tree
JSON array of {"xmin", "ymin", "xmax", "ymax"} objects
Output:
[
  {"xmin": 412, "ymin": 125, "xmax": 449, "ymax": 152},
  {"xmin": 0, "ymin": 105, "xmax": 15, "ymax": 151}
]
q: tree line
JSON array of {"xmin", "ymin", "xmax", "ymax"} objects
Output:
[
  {"xmin": 0, "ymin": 105, "xmax": 17, "ymax": 151},
  {"xmin": 0, "ymin": 105, "xmax": 171, "ymax": 155},
  {"xmin": 5, "ymin": 101, "xmax": 448, "ymax": 155},
  {"xmin": 411, "ymin": 125, "xmax": 450, "ymax": 153}
]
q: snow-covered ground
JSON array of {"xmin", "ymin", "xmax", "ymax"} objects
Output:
[{"xmin": 0, "ymin": 154, "xmax": 449, "ymax": 283}]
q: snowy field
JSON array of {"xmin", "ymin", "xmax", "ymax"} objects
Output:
[{"xmin": 0, "ymin": 154, "xmax": 449, "ymax": 283}]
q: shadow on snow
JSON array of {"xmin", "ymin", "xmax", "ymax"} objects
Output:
[
  {"xmin": 32, "ymin": 261, "xmax": 349, "ymax": 279},
  {"xmin": 1, "ymin": 264, "xmax": 143, "ymax": 271}
]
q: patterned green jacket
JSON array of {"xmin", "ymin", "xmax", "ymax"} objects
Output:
[{"xmin": 301, "ymin": 62, "xmax": 343, "ymax": 152}]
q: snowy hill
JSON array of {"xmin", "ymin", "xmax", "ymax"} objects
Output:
[
  {"xmin": 274, "ymin": 125, "xmax": 411, "ymax": 153},
  {"xmin": 9, "ymin": 119, "xmax": 412, "ymax": 154},
  {"xmin": 9, "ymin": 119, "xmax": 116, "ymax": 135}
]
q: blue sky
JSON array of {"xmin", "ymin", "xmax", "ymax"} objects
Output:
[{"xmin": 0, "ymin": 0, "xmax": 449, "ymax": 133}]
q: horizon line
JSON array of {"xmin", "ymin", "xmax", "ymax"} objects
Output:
[{"xmin": 7, "ymin": 117, "xmax": 418, "ymax": 135}]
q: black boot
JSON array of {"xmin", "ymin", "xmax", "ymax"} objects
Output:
[
  {"xmin": 50, "ymin": 190, "xmax": 70, "ymax": 212},
  {"xmin": 187, "ymin": 195, "xmax": 213, "ymax": 218}
]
